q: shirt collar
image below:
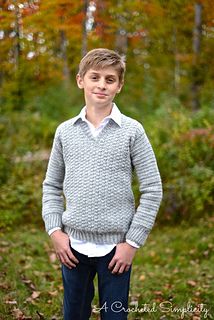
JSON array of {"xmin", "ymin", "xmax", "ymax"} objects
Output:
[{"xmin": 71, "ymin": 103, "xmax": 121, "ymax": 127}]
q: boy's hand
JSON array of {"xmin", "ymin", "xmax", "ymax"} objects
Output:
[
  {"xmin": 108, "ymin": 242, "xmax": 137, "ymax": 274},
  {"xmin": 50, "ymin": 230, "xmax": 79, "ymax": 269}
]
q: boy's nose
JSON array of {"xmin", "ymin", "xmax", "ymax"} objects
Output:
[{"xmin": 97, "ymin": 78, "xmax": 106, "ymax": 89}]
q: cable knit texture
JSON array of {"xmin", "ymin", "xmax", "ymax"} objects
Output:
[{"xmin": 42, "ymin": 112, "xmax": 163, "ymax": 246}]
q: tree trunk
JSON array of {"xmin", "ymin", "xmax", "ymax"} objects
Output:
[
  {"xmin": 191, "ymin": 3, "xmax": 202, "ymax": 110},
  {"xmin": 14, "ymin": 1, "xmax": 21, "ymax": 71},
  {"xmin": 173, "ymin": 27, "xmax": 180, "ymax": 93},
  {"xmin": 82, "ymin": 0, "xmax": 88, "ymax": 57},
  {"xmin": 60, "ymin": 29, "xmax": 70, "ymax": 85},
  {"xmin": 14, "ymin": 0, "xmax": 23, "ymax": 109},
  {"xmin": 114, "ymin": 1, "xmax": 128, "ymax": 55},
  {"xmin": 115, "ymin": 29, "xmax": 128, "ymax": 55}
]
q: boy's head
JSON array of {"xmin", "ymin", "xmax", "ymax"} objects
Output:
[{"xmin": 78, "ymin": 48, "xmax": 126, "ymax": 84}]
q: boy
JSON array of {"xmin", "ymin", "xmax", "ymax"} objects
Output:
[{"xmin": 42, "ymin": 48, "xmax": 163, "ymax": 320}]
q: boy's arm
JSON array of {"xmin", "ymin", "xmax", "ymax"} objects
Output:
[
  {"xmin": 42, "ymin": 125, "xmax": 65, "ymax": 232},
  {"xmin": 126, "ymin": 123, "xmax": 163, "ymax": 246},
  {"xmin": 42, "ymin": 126, "xmax": 79, "ymax": 269},
  {"xmin": 108, "ymin": 123, "xmax": 162, "ymax": 274}
]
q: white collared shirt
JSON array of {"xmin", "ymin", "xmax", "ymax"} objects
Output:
[{"xmin": 49, "ymin": 103, "xmax": 139, "ymax": 256}]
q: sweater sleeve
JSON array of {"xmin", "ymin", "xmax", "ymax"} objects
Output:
[
  {"xmin": 125, "ymin": 123, "xmax": 163, "ymax": 247},
  {"xmin": 42, "ymin": 125, "xmax": 65, "ymax": 233}
]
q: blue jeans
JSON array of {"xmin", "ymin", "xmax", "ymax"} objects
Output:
[{"xmin": 62, "ymin": 246, "xmax": 132, "ymax": 320}]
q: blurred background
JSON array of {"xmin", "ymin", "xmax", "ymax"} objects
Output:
[
  {"xmin": 0, "ymin": 1, "xmax": 214, "ymax": 319},
  {"xmin": 1, "ymin": 0, "xmax": 213, "ymax": 227}
]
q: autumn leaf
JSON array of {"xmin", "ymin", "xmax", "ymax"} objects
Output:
[
  {"xmin": 33, "ymin": 271, "xmax": 44, "ymax": 277},
  {"xmin": 48, "ymin": 290, "xmax": 58, "ymax": 296},
  {"xmin": 49, "ymin": 252, "xmax": 57, "ymax": 263},
  {"xmin": 31, "ymin": 291, "xmax": 41, "ymax": 299},
  {"xmin": 0, "ymin": 240, "xmax": 10, "ymax": 246},
  {"xmin": 12, "ymin": 307, "xmax": 24, "ymax": 319},
  {"xmin": 187, "ymin": 280, "xmax": 197, "ymax": 287},
  {"xmin": 163, "ymin": 283, "xmax": 172, "ymax": 289},
  {"xmin": 203, "ymin": 250, "xmax": 209, "ymax": 257},
  {"xmin": 153, "ymin": 290, "xmax": 163, "ymax": 295},
  {"xmin": 52, "ymin": 264, "xmax": 61, "ymax": 270},
  {"xmin": 26, "ymin": 291, "xmax": 41, "ymax": 303},
  {"xmin": 23, "ymin": 264, "xmax": 32, "ymax": 270},
  {"xmin": 57, "ymin": 284, "xmax": 64, "ymax": 291},
  {"xmin": 20, "ymin": 275, "xmax": 36, "ymax": 290},
  {"xmin": 194, "ymin": 291, "xmax": 201, "ymax": 297},
  {"xmin": 0, "ymin": 282, "xmax": 9, "ymax": 289},
  {"xmin": 5, "ymin": 300, "xmax": 17, "ymax": 304},
  {"xmin": 172, "ymin": 268, "xmax": 179, "ymax": 273},
  {"xmin": 149, "ymin": 251, "xmax": 156, "ymax": 257}
]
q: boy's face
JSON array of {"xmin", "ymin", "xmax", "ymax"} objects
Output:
[{"xmin": 76, "ymin": 67, "xmax": 123, "ymax": 109}]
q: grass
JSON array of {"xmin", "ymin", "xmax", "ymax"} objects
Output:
[{"xmin": 0, "ymin": 217, "xmax": 213, "ymax": 320}]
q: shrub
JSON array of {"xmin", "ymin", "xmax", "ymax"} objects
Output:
[{"xmin": 142, "ymin": 102, "xmax": 214, "ymax": 223}]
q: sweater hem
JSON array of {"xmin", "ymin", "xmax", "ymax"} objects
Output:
[{"xmin": 64, "ymin": 226, "xmax": 126, "ymax": 244}]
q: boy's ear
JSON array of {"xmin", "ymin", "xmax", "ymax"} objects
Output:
[
  {"xmin": 117, "ymin": 81, "xmax": 124, "ymax": 93},
  {"xmin": 76, "ymin": 74, "xmax": 84, "ymax": 89}
]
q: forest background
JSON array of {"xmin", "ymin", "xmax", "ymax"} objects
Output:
[{"xmin": 0, "ymin": 0, "xmax": 214, "ymax": 319}]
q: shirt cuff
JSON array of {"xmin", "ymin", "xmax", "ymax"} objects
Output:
[
  {"xmin": 48, "ymin": 227, "xmax": 61, "ymax": 236},
  {"xmin": 126, "ymin": 239, "xmax": 140, "ymax": 249}
]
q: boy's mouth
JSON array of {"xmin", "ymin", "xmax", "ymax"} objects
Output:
[{"xmin": 93, "ymin": 92, "xmax": 108, "ymax": 96}]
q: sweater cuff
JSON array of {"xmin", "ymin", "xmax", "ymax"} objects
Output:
[
  {"xmin": 126, "ymin": 225, "xmax": 151, "ymax": 247},
  {"xmin": 126, "ymin": 239, "xmax": 140, "ymax": 249},
  {"xmin": 43, "ymin": 213, "xmax": 63, "ymax": 233},
  {"xmin": 48, "ymin": 227, "xmax": 61, "ymax": 236}
]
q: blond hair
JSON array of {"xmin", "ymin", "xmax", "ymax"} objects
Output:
[{"xmin": 78, "ymin": 48, "xmax": 126, "ymax": 83}]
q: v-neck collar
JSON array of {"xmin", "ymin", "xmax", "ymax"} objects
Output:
[{"xmin": 79, "ymin": 118, "xmax": 118, "ymax": 142}]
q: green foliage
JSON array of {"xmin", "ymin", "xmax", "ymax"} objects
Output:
[
  {"xmin": 0, "ymin": 81, "xmax": 84, "ymax": 230},
  {"xmin": 0, "ymin": 153, "xmax": 12, "ymax": 185},
  {"xmin": 30, "ymin": 80, "xmax": 83, "ymax": 122},
  {"xmin": 141, "ymin": 100, "xmax": 214, "ymax": 223},
  {"xmin": 0, "ymin": 161, "xmax": 45, "ymax": 230}
]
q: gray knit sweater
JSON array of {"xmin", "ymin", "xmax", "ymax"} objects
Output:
[{"xmin": 42, "ymin": 112, "xmax": 163, "ymax": 246}]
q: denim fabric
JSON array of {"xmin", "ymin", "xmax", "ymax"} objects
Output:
[{"xmin": 62, "ymin": 246, "xmax": 132, "ymax": 320}]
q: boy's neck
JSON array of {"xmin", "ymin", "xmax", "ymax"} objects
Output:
[{"xmin": 85, "ymin": 103, "xmax": 113, "ymax": 128}]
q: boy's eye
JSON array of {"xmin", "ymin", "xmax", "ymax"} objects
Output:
[
  {"xmin": 107, "ymin": 78, "xmax": 115, "ymax": 83},
  {"xmin": 89, "ymin": 75, "xmax": 116, "ymax": 83}
]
